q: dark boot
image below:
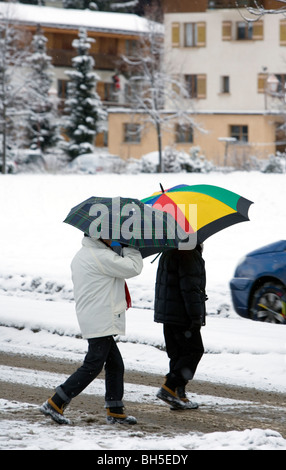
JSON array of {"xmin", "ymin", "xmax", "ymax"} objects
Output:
[
  {"xmin": 106, "ymin": 407, "xmax": 137, "ymax": 425},
  {"xmin": 156, "ymin": 384, "xmax": 186, "ymax": 409},
  {"xmin": 40, "ymin": 393, "xmax": 70, "ymax": 425},
  {"xmin": 170, "ymin": 385, "xmax": 199, "ymax": 411}
]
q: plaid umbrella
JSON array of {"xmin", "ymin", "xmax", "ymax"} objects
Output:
[
  {"xmin": 142, "ymin": 184, "xmax": 253, "ymax": 244},
  {"xmin": 63, "ymin": 196, "xmax": 191, "ymax": 258}
]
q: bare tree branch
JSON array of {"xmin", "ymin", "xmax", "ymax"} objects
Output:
[{"xmin": 236, "ymin": 0, "xmax": 286, "ymax": 21}]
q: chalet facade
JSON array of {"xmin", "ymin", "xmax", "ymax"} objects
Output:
[
  {"xmin": 0, "ymin": 2, "xmax": 160, "ymax": 146},
  {"xmin": 1, "ymin": 1, "xmax": 286, "ymax": 165},
  {"xmin": 109, "ymin": 0, "xmax": 286, "ymax": 165}
]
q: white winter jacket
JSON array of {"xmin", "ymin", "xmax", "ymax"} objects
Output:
[{"xmin": 71, "ymin": 237, "xmax": 143, "ymax": 339}]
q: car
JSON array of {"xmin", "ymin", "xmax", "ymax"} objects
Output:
[
  {"xmin": 230, "ymin": 240, "xmax": 286, "ymax": 324},
  {"xmin": 67, "ymin": 153, "xmax": 123, "ymax": 174}
]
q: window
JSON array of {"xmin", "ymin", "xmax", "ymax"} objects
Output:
[
  {"xmin": 125, "ymin": 39, "xmax": 138, "ymax": 56},
  {"xmin": 184, "ymin": 23, "xmax": 197, "ymax": 47},
  {"xmin": 58, "ymin": 79, "xmax": 68, "ymax": 99},
  {"xmin": 124, "ymin": 80, "xmax": 144, "ymax": 106},
  {"xmin": 123, "ymin": 123, "xmax": 141, "ymax": 143},
  {"xmin": 221, "ymin": 76, "xmax": 230, "ymax": 93},
  {"xmin": 185, "ymin": 75, "xmax": 197, "ymax": 98},
  {"xmin": 175, "ymin": 124, "xmax": 193, "ymax": 143},
  {"xmin": 184, "ymin": 22, "xmax": 206, "ymax": 47},
  {"xmin": 224, "ymin": 20, "xmax": 263, "ymax": 41},
  {"xmin": 230, "ymin": 125, "xmax": 248, "ymax": 143},
  {"xmin": 104, "ymin": 82, "xmax": 117, "ymax": 102},
  {"xmin": 57, "ymin": 79, "xmax": 69, "ymax": 113},
  {"xmin": 172, "ymin": 22, "xmax": 206, "ymax": 48},
  {"xmin": 237, "ymin": 21, "xmax": 253, "ymax": 40},
  {"xmin": 185, "ymin": 74, "xmax": 206, "ymax": 99},
  {"xmin": 258, "ymin": 73, "xmax": 286, "ymax": 94},
  {"xmin": 275, "ymin": 74, "xmax": 286, "ymax": 93}
]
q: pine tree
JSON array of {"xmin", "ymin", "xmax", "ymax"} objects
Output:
[
  {"xmin": 63, "ymin": 28, "xmax": 106, "ymax": 160},
  {"xmin": 0, "ymin": 10, "xmax": 31, "ymax": 173},
  {"xmin": 25, "ymin": 27, "xmax": 60, "ymax": 152}
]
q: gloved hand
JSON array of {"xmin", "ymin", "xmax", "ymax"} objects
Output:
[{"xmin": 190, "ymin": 318, "xmax": 202, "ymax": 330}]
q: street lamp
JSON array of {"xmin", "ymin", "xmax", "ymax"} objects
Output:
[
  {"xmin": 264, "ymin": 74, "xmax": 279, "ymax": 110},
  {"xmin": 267, "ymin": 74, "xmax": 279, "ymax": 94}
]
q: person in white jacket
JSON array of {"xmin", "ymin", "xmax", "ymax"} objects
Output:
[{"xmin": 40, "ymin": 235, "xmax": 143, "ymax": 425}]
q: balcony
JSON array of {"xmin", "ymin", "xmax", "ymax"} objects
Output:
[{"xmin": 48, "ymin": 49, "xmax": 124, "ymax": 70}]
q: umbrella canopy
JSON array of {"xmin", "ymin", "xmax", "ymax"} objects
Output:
[
  {"xmin": 141, "ymin": 184, "xmax": 253, "ymax": 244},
  {"xmin": 63, "ymin": 195, "xmax": 190, "ymax": 258}
]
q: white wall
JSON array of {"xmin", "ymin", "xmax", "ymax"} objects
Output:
[{"xmin": 164, "ymin": 9, "xmax": 286, "ymax": 112}]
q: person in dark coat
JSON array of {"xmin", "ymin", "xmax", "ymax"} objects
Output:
[{"xmin": 154, "ymin": 244, "xmax": 207, "ymax": 410}]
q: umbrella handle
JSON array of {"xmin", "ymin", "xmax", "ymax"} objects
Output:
[{"xmin": 151, "ymin": 252, "xmax": 162, "ymax": 264}]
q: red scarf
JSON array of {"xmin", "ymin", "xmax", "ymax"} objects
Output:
[
  {"xmin": 125, "ymin": 282, "xmax": 132, "ymax": 310},
  {"xmin": 101, "ymin": 239, "xmax": 132, "ymax": 310}
]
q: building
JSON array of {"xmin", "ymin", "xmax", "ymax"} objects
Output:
[
  {"xmin": 109, "ymin": 0, "xmax": 286, "ymax": 165},
  {"xmin": 0, "ymin": 2, "xmax": 161, "ymax": 146},
  {"xmin": 1, "ymin": 1, "xmax": 286, "ymax": 165}
]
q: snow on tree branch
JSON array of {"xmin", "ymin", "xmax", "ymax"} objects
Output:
[
  {"xmin": 63, "ymin": 28, "xmax": 107, "ymax": 160},
  {"xmin": 236, "ymin": 0, "xmax": 286, "ymax": 21},
  {"xmin": 121, "ymin": 14, "xmax": 206, "ymax": 172}
]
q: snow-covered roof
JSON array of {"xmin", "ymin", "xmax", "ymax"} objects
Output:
[{"xmin": 0, "ymin": 2, "xmax": 164, "ymax": 36}]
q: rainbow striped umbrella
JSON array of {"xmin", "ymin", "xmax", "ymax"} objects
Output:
[{"xmin": 142, "ymin": 184, "xmax": 253, "ymax": 244}]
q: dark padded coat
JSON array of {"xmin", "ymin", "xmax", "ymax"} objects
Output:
[{"xmin": 154, "ymin": 247, "xmax": 206, "ymax": 327}]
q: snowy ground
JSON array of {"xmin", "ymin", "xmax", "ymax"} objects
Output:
[{"xmin": 0, "ymin": 171, "xmax": 286, "ymax": 450}]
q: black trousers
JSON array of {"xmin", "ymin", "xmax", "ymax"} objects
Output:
[
  {"xmin": 56, "ymin": 336, "xmax": 125, "ymax": 408},
  {"xmin": 163, "ymin": 323, "xmax": 204, "ymax": 389}
]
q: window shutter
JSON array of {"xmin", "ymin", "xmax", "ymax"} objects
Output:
[
  {"xmin": 280, "ymin": 20, "xmax": 286, "ymax": 45},
  {"xmin": 197, "ymin": 22, "xmax": 206, "ymax": 47},
  {"xmin": 96, "ymin": 81, "xmax": 105, "ymax": 100},
  {"xmin": 222, "ymin": 21, "xmax": 232, "ymax": 41},
  {"xmin": 172, "ymin": 74, "xmax": 181, "ymax": 95},
  {"xmin": 253, "ymin": 20, "xmax": 264, "ymax": 40},
  {"xmin": 172, "ymin": 23, "xmax": 180, "ymax": 47},
  {"xmin": 197, "ymin": 75, "xmax": 206, "ymax": 99},
  {"xmin": 257, "ymin": 73, "xmax": 267, "ymax": 93}
]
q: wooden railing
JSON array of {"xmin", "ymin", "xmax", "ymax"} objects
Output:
[{"xmin": 48, "ymin": 49, "xmax": 124, "ymax": 70}]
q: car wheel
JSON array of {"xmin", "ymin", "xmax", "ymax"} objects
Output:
[{"xmin": 250, "ymin": 282, "xmax": 286, "ymax": 324}]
